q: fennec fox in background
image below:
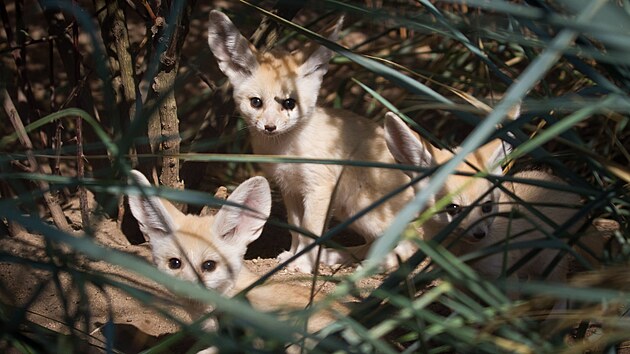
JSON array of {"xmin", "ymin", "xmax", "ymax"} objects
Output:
[
  {"xmin": 384, "ymin": 112, "xmax": 588, "ymax": 285},
  {"xmin": 127, "ymin": 170, "xmax": 344, "ymax": 340},
  {"xmin": 207, "ymin": 10, "xmax": 413, "ymax": 273}
]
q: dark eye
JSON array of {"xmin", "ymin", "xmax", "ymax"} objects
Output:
[
  {"xmin": 168, "ymin": 258, "xmax": 181, "ymax": 269},
  {"xmin": 202, "ymin": 260, "xmax": 217, "ymax": 272},
  {"xmin": 250, "ymin": 97, "xmax": 263, "ymax": 109},
  {"xmin": 445, "ymin": 204, "xmax": 461, "ymax": 216},
  {"xmin": 481, "ymin": 201, "xmax": 493, "ymax": 214},
  {"xmin": 282, "ymin": 98, "xmax": 296, "ymax": 110}
]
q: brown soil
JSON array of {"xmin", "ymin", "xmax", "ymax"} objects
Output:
[
  {"xmin": 0, "ymin": 193, "xmax": 383, "ymax": 353},
  {"xmin": 2, "ymin": 193, "xmax": 628, "ymax": 353}
]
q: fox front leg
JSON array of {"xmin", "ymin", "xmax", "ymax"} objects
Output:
[
  {"xmin": 277, "ymin": 193, "xmax": 304, "ymax": 266},
  {"xmin": 282, "ymin": 184, "xmax": 335, "ymax": 274}
]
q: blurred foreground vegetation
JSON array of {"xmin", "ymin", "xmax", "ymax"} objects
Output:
[{"xmin": 1, "ymin": 0, "xmax": 629, "ymax": 353}]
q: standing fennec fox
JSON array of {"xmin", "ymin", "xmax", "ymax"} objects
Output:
[
  {"xmin": 127, "ymin": 170, "xmax": 345, "ymax": 348},
  {"xmin": 207, "ymin": 10, "xmax": 413, "ymax": 273},
  {"xmin": 384, "ymin": 111, "xmax": 586, "ymax": 285}
]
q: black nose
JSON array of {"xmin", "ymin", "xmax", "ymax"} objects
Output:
[
  {"xmin": 473, "ymin": 231, "xmax": 486, "ymax": 239},
  {"xmin": 264, "ymin": 124, "xmax": 276, "ymax": 132}
]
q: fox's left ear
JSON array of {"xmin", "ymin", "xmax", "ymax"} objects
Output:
[
  {"xmin": 299, "ymin": 16, "xmax": 343, "ymax": 79},
  {"xmin": 486, "ymin": 140, "xmax": 513, "ymax": 176},
  {"xmin": 212, "ymin": 176, "xmax": 271, "ymax": 248},
  {"xmin": 384, "ymin": 112, "xmax": 435, "ymax": 177},
  {"xmin": 506, "ymin": 102, "xmax": 522, "ymax": 121},
  {"xmin": 486, "ymin": 103, "xmax": 520, "ymax": 175}
]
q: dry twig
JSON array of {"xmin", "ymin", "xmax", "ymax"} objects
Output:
[{"xmin": 2, "ymin": 89, "xmax": 70, "ymax": 232}]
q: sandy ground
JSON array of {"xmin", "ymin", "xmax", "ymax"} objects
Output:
[
  {"xmin": 2, "ymin": 193, "xmax": 628, "ymax": 353},
  {"xmin": 0, "ymin": 194, "xmax": 383, "ymax": 353}
]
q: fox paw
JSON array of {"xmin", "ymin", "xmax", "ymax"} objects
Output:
[
  {"xmin": 319, "ymin": 249, "xmax": 348, "ymax": 266},
  {"xmin": 276, "ymin": 250, "xmax": 295, "ymax": 264},
  {"xmin": 277, "ymin": 252, "xmax": 314, "ymax": 274},
  {"xmin": 286, "ymin": 260, "xmax": 314, "ymax": 274},
  {"xmin": 382, "ymin": 252, "xmax": 401, "ymax": 270},
  {"xmin": 355, "ymin": 252, "xmax": 401, "ymax": 274}
]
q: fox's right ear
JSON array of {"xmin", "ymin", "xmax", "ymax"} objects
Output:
[
  {"xmin": 207, "ymin": 10, "xmax": 258, "ymax": 82},
  {"xmin": 299, "ymin": 16, "xmax": 343, "ymax": 79},
  {"xmin": 384, "ymin": 112, "xmax": 435, "ymax": 176},
  {"xmin": 485, "ymin": 140, "xmax": 513, "ymax": 176},
  {"xmin": 212, "ymin": 176, "xmax": 271, "ymax": 250},
  {"xmin": 127, "ymin": 170, "xmax": 177, "ymax": 237}
]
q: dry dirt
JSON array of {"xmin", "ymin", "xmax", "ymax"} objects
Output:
[
  {"xmin": 2, "ymin": 194, "xmax": 627, "ymax": 353},
  {"xmin": 0, "ymin": 194, "xmax": 384, "ymax": 353}
]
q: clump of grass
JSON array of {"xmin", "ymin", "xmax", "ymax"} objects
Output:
[{"xmin": 0, "ymin": 0, "xmax": 628, "ymax": 353}]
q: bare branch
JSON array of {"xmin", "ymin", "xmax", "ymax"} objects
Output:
[{"xmin": 2, "ymin": 88, "xmax": 70, "ymax": 232}]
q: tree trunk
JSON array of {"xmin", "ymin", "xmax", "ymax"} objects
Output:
[
  {"xmin": 93, "ymin": 0, "xmax": 147, "ymax": 243},
  {"xmin": 143, "ymin": 0, "xmax": 195, "ymax": 209}
]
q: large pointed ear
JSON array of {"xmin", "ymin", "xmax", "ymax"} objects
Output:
[
  {"xmin": 483, "ymin": 103, "xmax": 519, "ymax": 174},
  {"xmin": 384, "ymin": 112, "xmax": 435, "ymax": 177},
  {"xmin": 207, "ymin": 10, "xmax": 258, "ymax": 82},
  {"xmin": 485, "ymin": 140, "xmax": 513, "ymax": 176},
  {"xmin": 212, "ymin": 176, "xmax": 271, "ymax": 247},
  {"xmin": 506, "ymin": 102, "xmax": 522, "ymax": 121},
  {"xmin": 299, "ymin": 16, "xmax": 343, "ymax": 79},
  {"xmin": 127, "ymin": 170, "xmax": 177, "ymax": 236}
]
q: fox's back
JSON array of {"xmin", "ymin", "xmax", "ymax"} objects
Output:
[
  {"xmin": 261, "ymin": 107, "xmax": 412, "ymax": 233},
  {"xmin": 232, "ymin": 267, "xmax": 347, "ymax": 333}
]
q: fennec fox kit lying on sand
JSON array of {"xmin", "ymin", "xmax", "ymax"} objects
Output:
[
  {"xmin": 384, "ymin": 111, "xmax": 593, "ymax": 285},
  {"xmin": 127, "ymin": 170, "xmax": 346, "ymax": 346},
  {"xmin": 207, "ymin": 11, "xmax": 413, "ymax": 273}
]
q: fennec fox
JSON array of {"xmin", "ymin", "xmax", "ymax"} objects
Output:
[
  {"xmin": 384, "ymin": 112, "xmax": 585, "ymax": 284},
  {"xmin": 207, "ymin": 11, "xmax": 413, "ymax": 273},
  {"xmin": 127, "ymin": 170, "xmax": 344, "ymax": 341}
]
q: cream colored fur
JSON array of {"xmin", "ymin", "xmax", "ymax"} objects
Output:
[
  {"xmin": 127, "ymin": 170, "xmax": 346, "ymax": 352},
  {"xmin": 454, "ymin": 170, "xmax": 580, "ymax": 283},
  {"xmin": 207, "ymin": 10, "xmax": 413, "ymax": 273},
  {"xmin": 384, "ymin": 112, "xmax": 587, "ymax": 285}
]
